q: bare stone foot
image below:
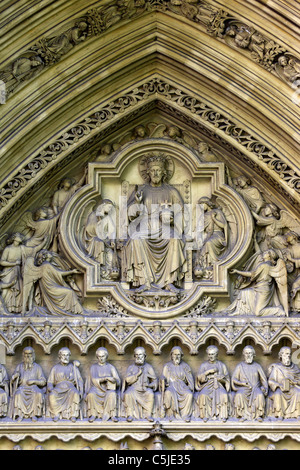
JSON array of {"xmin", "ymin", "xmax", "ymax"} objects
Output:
[
  {"xmin": 165, "ymin": 284, "xmax": 180, "ymax": 294},
  {"xmin": 135, "ymin": 285, "xmax": 150, "ymax": 294}
]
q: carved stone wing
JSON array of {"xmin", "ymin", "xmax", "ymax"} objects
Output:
[
  {"xmin": 0, "ymin": 233, "xmax": 8, "ymax": 257},
  {"xmin": 17, "ymin": 210, "xmax": 35, "ymax": 234},
  {"xmin": 277, "ymin": 210, "xmax": 300, "ymax": 236},
  {"xmin": 216, "ymin": 197, "xmax": 238, "ymax": 249},
  {"xmin": 147, "ymin": 122, "xmax": 167, "ymax": 138}
]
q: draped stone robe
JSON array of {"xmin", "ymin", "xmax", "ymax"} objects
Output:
[
  {"xmin": 268, "ymin": 362, "xmax": 300, "ymax": 419},
  {"xmin": 0, "ymin": 365, "xmax": 9, "ymax": 417},
  {"xmin": 162, "ymin": 361, "xmax": 194, "ymax": 420},
  {"xmin": 231, "ymin": 361, "xmax": 268, "ymax": 420},
  {"xmin": 226, "ymin": 260, "xmax": 286, "ymax": 317},
  {"xmin": 194, "ymin": 360, "xmax": 230, "ymax": 420},
  {"xmin": 122, "ymin": 363, "xmax": 158, "ymax": 419},
  {"xmin": 85, "ymin": 363, "xmax": 120, "ymax": 420},
  {"xmin": 124, "ymin": 183, "xmax": 188, "ymax": 289},
  {"xmin": 24, "ymin": 259, "xmax": 83, "ymax": 316},
  {"xmin": 10, "ymin": 363, "xmax": 46, "ymax": 419},
  {"xmin": 199, "ymin": 209, "xmax": 228, "ymax": 266},
  {"xmin": 47, "ymin": 363, "xmax": 83, "ymax": 419}
]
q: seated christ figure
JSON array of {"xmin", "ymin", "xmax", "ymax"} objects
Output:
[{"xmin": 123, "ymin": 155, "xmax": 187, "ymax": 294}]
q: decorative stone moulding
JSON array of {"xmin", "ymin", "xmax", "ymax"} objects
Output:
[
  {"xmin": 0, "ymin": 0, "xmax": 299, "ymax": 98},
  {"xmin": 0, "ymin": 317, "xmax": 299, "ymax": 356},
  {"xmin": 59, "ymin": 138, "xmax": 253, "ymax": 319},
  {"xmin": 1, "ymin": 77, "xmax": 299, "ymax": 226},
  {"xmin": 2, "ymin": 420, "xmax": 300, "ymax": 444}
]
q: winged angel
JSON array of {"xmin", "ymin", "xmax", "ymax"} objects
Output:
[
  {"xmin": 22, "ymin": 250, "xmax": 83, "ymax": 316},
  {"xmin": 253, "ymin": 204, "xmax": 300, "ymax": 252},
  {"xmin": 227, "ymin": 249, "xmax": 288, "ymax": 317},
  {"xmin": 194, "ymin": 197, "xmax": 237, "ymax": 278}
]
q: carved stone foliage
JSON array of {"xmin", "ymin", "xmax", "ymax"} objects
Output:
[
  {"xmin": 1, "ymin": 77, "xmax": 299, "ymax": 223},
  {"xmin": 0, "ymin": 316, "xmax": 299, "ymax": 356},
  {"xmin": 0, "ymin": 1, "xmax": 298, "ymax": 99}
]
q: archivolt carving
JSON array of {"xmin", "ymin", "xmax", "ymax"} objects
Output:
[
  {"xmin": 1, "ymin": 77, "xmax": 299, "ymax": 220},
  {"xmin": 0, "ymin": 1, "xmax": 298, "ymax": 98}
]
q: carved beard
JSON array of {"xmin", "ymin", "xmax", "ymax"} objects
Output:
[
  {"xmin": 23, "ymin": 359, "xmax": 34, "ymax": 370},
  {"xmin": 135, "ymin": 358, "xmax": 145, "ymax": 366},
  {"xmin": 173, "ymin": 359, "xmax": 181, "ymax": 365}
]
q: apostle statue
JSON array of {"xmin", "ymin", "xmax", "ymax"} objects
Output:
[
  {"xmin": 231, "ymin": 346, "xmax": 268, "ymax": 422},
  {"xmin": 194, "ymin": 345, "xmax": 231, "ymax": 422},
  {"xmin": 122, "ymin": 154, "xmax": 188, "ymax": 293},
  {"xmin": 268, "ymin": 346, "xmax": 300, "ymax": 420},
  {"xmin": 47, "ymin": 347, "xmax": 84, "ymax": 422},
  {"xmin": 9, "ymin": 347, "xmax": 46, "ymax": 421},
  {"xmin": 122, "ymin": 347, "xmax": 158, "ymax": 422},
  {"xmin": 161, "ymin": 346, "xmax": 194, "ymax": 422},
  {"xmin": 85, "ymin": 347, "xmax": 120, "ymax": 422}
]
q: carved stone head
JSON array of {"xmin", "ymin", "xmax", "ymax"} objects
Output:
[
  {"xmin": 242, "ymin": 345, "xmax": 255, "ymax": 364},
  {"xmin": 278, "ymin": 346, "xmax": 292, "ymax": 366},
  {"xmin": 96, "ymin": 347, "xmax": 109, "ymax": 365},
  {"xmin": 22, "ymin": 346, "xmax": 35, "ymax": 367},
  {"xmin": 170, "ymin": 346, "xmax": 184, "ymax": 365},
  {"xmin": 6, "ymin": 232, "xmax": 24, "ymax": 246},
  {"xmin": 198, "ymin": 197, "xmax": 214, "ymax": 211},
  {"xmin": 206, "ymin": 345, "xmax": 219, "ymax": 363},
  {"xmin": 147, "ymin": 155, "xmax": 168, "ymax": 186},
  {"xmin": 58, "ymin": 347, "xmax": 71, "ymax": 365},
  {"xmin": 134, "ymin": 347, "xmax": 146, "ymax": 366},
  {"xmin": 59, "ymin": 178, "xmax": 73, "ymax": 191}
]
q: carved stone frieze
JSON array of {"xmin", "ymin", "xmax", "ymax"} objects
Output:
[
  {"xmin": 0, "ymin": 317, "xmax": 299, "ymax": 356},
  {"xmin": 0, "ymin": 1, "xmax": 298, "ymax": 100}
]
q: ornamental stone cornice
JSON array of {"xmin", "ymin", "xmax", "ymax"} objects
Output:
[
  {"xmin": 2, "ymin": 419, "xmax": 300, "ymax": 444},
  {"xmin": 1, "ymin": 316, "xmax": 300, "ymax": 356}
]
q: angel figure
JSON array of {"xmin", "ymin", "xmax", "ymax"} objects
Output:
[
  {"xmin": 276, "ymin": 56, "xmax": 300, "ymax": 84},
  {"xmin": 52, "ymin": 169, "xmax": 87, "ymax": 215},
  {"xmin": 147, "ymin": 122, "xmax": 198, "ymax": 152},
  {"xmin": 226, "ymin": 249, "xmax": 288, "ymax": 317},
  {"xmin": 230, "ymin": 175, "xmax": 265, "ymax": 214},
  {"xmin": 83, "ymin": 200, "xmax": 119, "ymax": 280},
  {"xmin": 22, "ymin": 250, "xmax": 83, "ymax": 316},
  {"xmin": 19, "ymin": 206, "xmax": 59, "ymax": 253},
  {"xmin": 252, "ymin": 204, "xmax": 300, "ymax": 252},
  {"xmin": 0, "ymin": 233, "xmax": 46, "ymax": 314},
  {"xmin": 194, "ymin": 197, "xmax": 229, "ymax": 278}
]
